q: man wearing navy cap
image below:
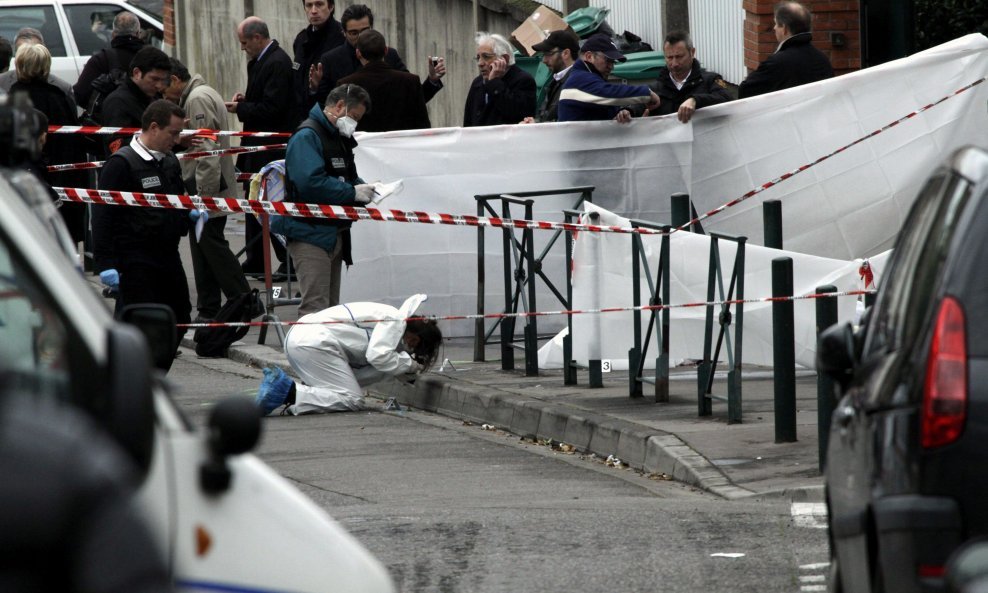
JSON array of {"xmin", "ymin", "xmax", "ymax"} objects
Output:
[
  {"xmin": 557, "ymin": 33, "xmax": 659, "ymax": 122},
  {"xmin": 524, "ymin": 29, "xmax": 580, "ymax": 123}
]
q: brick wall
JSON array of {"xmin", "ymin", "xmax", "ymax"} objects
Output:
[{"xmin": 743, "ymin": 0, "xmax": 861, "ymax": 76}]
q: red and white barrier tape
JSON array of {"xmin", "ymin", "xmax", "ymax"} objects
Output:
[
  {"xmin": 47, "ymin": 125, "xmax": 290, "ymax": 138},
  {"xmin": 47, "ymin": 143, "xmax": 287, "ymax": 173},
  {"xmin": 675, "ymin": 77, "xmax": 987, "ymax": 232},
  {"xmin": 176, "ymin": 289, "xmax": 874, "ymax": 329},
  {"xmin": 54, "ymin": 187, "xmax": 672, "ymax": 236}
]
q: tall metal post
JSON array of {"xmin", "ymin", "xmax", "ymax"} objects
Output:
[
  {"xmin": 816, "ymin": 285, "xmax": 838, "ymax": 470},
  {"xmin": 500, "ymin": 201, "xmax": 514, "ymax": 370},
  {"xmin": 524, "ymin": 202, "xmax": 539, "ymax": 376},
  {"xmin": 772, "ymin": 257, "xmax": 797, "ymax": 442},
  {"xmin": 474, "ymin": 199, "xmax": 486, "ymax": 361},
  {"xmin": 671, "ymin": 193, "xmax": 691, "ymax": 229},
  {"xmin": 763, "ymin": 199, "xmax": 783, "ymax": 249}
]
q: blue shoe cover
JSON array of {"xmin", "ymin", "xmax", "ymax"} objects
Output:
[{"xmin": 256, "ymin": 367, "xmax": 292, "ymax": 415}]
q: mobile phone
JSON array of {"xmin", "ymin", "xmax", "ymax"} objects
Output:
[{"xmin": 431, "ymin": 56, "xmax": 441, "ymax": 67}]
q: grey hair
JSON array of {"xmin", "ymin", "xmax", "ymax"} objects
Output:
[
  {"xmin": 14, "ymin": 27, "xmax": 44, "ymax": 48},
  {"xmin": 113, "ymin": 12, "xmax": 141, "ymax": 37},
  {"xmin": 475, "ymin": 32, "xmax": 514, "ymax": 65}
]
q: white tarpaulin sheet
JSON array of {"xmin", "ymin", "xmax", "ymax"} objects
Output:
[
  {"xmin": 342, "ymin": 34, "xmax": 988, "ymax": 338},
  {"xmin": 537, "ymin": 203, "xmax": 892, "ymax": 370}
]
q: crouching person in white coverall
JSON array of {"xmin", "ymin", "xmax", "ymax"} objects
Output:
[{"xmin": 257, "ymin": 294, "xmax": 442, "ymax": 415}]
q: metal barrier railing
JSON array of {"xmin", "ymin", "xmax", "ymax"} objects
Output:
[
  {"xmin": 473, "ymin": 187, "xmax": 594, "ymax": 378},
  {"xmin": 628, "ymin": 219, "xmax": 671, "ymax": 401},
  {"xmin": 697, "ymin": 231, "xmax": 746, "ymax": 423}
]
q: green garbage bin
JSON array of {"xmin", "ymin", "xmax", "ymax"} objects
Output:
[
  {"xmin": 514, "ymin": 52, "xmax": 553, "ymax": 111},
  {"xmin": 564, "ymin": 6, "xmax": 611, "ymax": 38},
  {"xmin": 610, "ymin": 51, "xmax": 666, "ymax": 84}
]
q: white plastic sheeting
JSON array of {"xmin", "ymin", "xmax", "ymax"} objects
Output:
[
  {"xmin": 343, "ymin": 35, "xmax": 988, "ymax": 338},
  {"xmin": 537, "ymin": 202, "xmax": 892, "ymax": 370}
]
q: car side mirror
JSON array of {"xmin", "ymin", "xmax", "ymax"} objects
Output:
[
  {"xmin": 200, "ymin": 398, "xmax": 262, "ymax": 495},
  {"xmin": 104, "ymin": 323, "xmax": 157, "ymax": 480},
  {"xmin": 817, "ymin": 321, "xmax": 856, "ymax": 393},
  {"xmin": 120, "ymin": 304, "xmax": 177, "ymax": 372}
]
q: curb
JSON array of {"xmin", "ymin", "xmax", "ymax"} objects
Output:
[
  {"xmin": 208, "ymin": 340, "xmax": 812, "ymax": 501},
  {"xmin": 393, "ymin": 374, "xmax": 757, "ymax": 500}
]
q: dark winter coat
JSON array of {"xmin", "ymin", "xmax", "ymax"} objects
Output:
[
  {"xmin": 72, "ymin": 34, "xmax": 145, "ymax": 108},
  {"xmin": 463, "ymin": 64, "xmax": 536, "ymax": 127},
  {"xmin": 738, "ymin": 32, "xmax": 834, "ymax": 99},
  {"xmin": 315, "ymin": 41, "xmax": 442, "ymax": 107},
  {"xmin": 235, "ymin": 40, "xmax": 296, "ymax": 175},
  {"xmin": 338, "ymin": 61, "xmax": 431, "ymax": 132},
  {"xmin": 291, "ymin": 21, "xmax": 345, "ymax": 123},
  {"xmin": 649, "ymin": 60, "xmax": 733, "ymax": 117}
]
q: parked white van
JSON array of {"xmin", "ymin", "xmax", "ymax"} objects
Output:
[
  {"xmin": 0, "ymin": 94, "xmax": 394, "ymax": 592},
  {"xmin": 0, "ymin": 0, "xmax": 163, "ymax": 86}
]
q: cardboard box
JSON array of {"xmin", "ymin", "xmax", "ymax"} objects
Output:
[{"xmin": 510, "ymin": 7, "xmax": 571, "ymax": 57}]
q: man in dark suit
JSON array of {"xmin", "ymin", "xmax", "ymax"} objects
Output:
[
  {"xmin": 311, "ymin": 4, "xmax": 445, "ymax": 108},
  {"xmin": 738, "ymin": 1, "xmax": 833, "ymax": 99},
  {"xmin": 523, "ymin": 29, "xmax": 580, "ymax": 123},
  {"xmin": 464, "ymin": 32, "xmax": 536, "ymax": 127},
  {"xmin": 226, "ymin": 16, "xmax": 297, "ymax": 278},
  {"xmin": 338, "ymin": 30, "xmax": 429, "ymax": 132},
  {"xmin": 292, "ymin": 0, "xmax": 344, "ymax": 123}
]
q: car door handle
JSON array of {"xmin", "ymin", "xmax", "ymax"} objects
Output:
[{"xmin": 835, "ymin": 405, "xmax": 855, "ymax": 427}]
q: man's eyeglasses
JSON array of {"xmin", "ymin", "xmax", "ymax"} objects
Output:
[
  {"xmin": 475, "ymin": 52, "xmax": 497, "ymax": 62},
  {"xmin": 345, "ymin": 26, "xmax": 371, "ymax": 38},
  {"xmin": 593, "ymin": 52, "xmax": 616, "ymax": 65}
]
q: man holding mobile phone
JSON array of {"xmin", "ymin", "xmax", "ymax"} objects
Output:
[{"xmin": 463, "ymin": 32, "xmax": 536, "ymax": 127}]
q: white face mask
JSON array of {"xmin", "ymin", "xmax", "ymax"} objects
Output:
[{"xmin": 335, "ymin": 114, "xmax": 357, "ymax": 138}]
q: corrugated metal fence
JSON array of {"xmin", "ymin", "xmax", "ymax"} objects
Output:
[
  {"xmin": 687, "ymin": 0, "xmax": 747, "ymax": 84},
  {"xmin": 537, "ymin": 1, "xmax": 747, "ymax": 84}
]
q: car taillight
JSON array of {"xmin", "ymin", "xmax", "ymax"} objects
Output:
[{"xmin": 922, "ymin": 296, "xmax": 967, "ymax": 449}]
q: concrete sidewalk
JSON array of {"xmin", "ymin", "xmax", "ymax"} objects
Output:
[
  {"xmin": 216, "ymin": 330, "xmax": 826, "ymax": 502},
  {"xmin": 94, "ymin": 214, "xmax": 827, "ymax": 502}
]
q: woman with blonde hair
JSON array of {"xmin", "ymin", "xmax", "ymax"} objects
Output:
[{"xmin": 10, "ymin": 42, "xmax": 88, "ymax": 242}]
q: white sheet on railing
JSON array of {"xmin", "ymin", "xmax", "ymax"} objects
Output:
[{"xmin": 341, "ymin": 34, "xmax": 988, "ymax": 339}]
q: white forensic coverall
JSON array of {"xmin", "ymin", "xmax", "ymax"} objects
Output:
[{"xmin": 284, "ymin": 294, "xmax": 426, "ymax": 414}]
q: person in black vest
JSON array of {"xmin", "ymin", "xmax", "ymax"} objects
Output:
[
  {"xmin": 279, "ymin": 83, "xmax": 374, "ymax": 315},
  {"xmin": 738, "ymin": 1, "xmax": 833, "ymax": 99},
  {"xmin": 93, "ymin": 100, "xmax": 192, "ymax": 353},
  {"xmin": 292, "ymin": 0, "xmax": 344, "ymax": 124},
  {"xmin": 72, "ymin": 11, "xmax": 145, "ymax": 109},
  {"xmin": 464, "ymin": 32, "xmax": 536, "ymax": 127},
  {"xmin": 523, "ymin": 29, "xmax": 580, "ymax": 124},
  {"xmin": 648, "ymin": 30, "xmax": 733, "ymax": 123},
  {"xmin": 311, "ymin": 4, "xmax": 445, "ymax": 109},
  {"xmin": 338, "ymin": 30, "xmax": 430, "ymax": 132},
  {"xmin": 226, "ymin": 17, "xmax": 296, "ymax": 279}
]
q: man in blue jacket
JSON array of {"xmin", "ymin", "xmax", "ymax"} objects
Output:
[
  {"xmin": 281, "ymin": 83, "xmax": 375, "ymax": 315},
  {"xmin": 557, "ymin": 34, "xmax": 659, "ymax": 123}
]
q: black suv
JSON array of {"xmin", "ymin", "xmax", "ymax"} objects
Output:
[{"xmin": 819, "ymin": 146, "xmax": 988, "ymax": 593}]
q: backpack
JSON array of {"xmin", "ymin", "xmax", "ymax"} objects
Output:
[
  {"xmin": 80, "ymin": 49, "xmax": 127, "ymax": 126},
  {"xmin": 193, "ymin": 289, "xmax": 264, "ymax": 357}
]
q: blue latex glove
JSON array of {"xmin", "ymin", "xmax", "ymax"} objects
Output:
[
  {"xmin": 189, "ymin": 209, "xmax": 209, "ymax": 223},
  {"xmin": 99, "ymin": 269, "xmax": 120, "ymax": 290}
]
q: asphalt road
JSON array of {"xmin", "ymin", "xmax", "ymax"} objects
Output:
[{"xmin": 169, "ymin": 350, "xmax": 830, "ymax": 593}]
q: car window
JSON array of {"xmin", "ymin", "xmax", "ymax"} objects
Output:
[
  {"xmin": 125, "ymin": 0, "xmax": 162, "ymax": 21},
  {"xmin": 63, "ymin": 4, "xmax": 163, "ymax": 55},
  {"xmin": 0, "ymin": 6, "xmax": 68, "ymax": 57},
  {"xmin": 865, "ymin": 171, "xmax": 972, "ymax": 358},
  {"xmin": 0, "ymin": 232, "xmax": 71, "ymax": 399}
]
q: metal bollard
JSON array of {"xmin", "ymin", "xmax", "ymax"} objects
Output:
[
  {"xmin": 815, "ymin": 285, "xmax": 838, "ymax": 470},
  {"xmin": 763, "ymin": 200, "xmax": 783, "ymax": 250},
  {"xmin": 671, "ymin": 193, "xmax": 691, "ymax": 230},
  {"xmin": 772, "ymin": 257, "xmax": 797, "ymax": 443}
]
